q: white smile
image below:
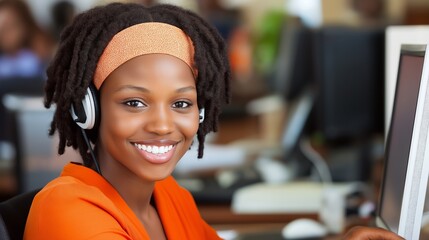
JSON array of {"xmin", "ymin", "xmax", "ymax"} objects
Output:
[{"xmin": 134, "ymin": 143, "xmax": 174, "ymax": 155}]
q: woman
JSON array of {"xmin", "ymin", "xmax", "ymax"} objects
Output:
[
  {"xmin": 25, "ymin": 3, "xmax": 228, "ymax": 239},
  {"xmin": 24, "ymin": 2, "xmax": 402, "ymax": 239}
]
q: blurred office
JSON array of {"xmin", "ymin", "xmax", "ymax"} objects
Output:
[{"xmin": 0, "ymin": 0, "xmax": 429, "ymax": 238}]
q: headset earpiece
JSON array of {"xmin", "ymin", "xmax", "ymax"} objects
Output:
[
  {"xmin": 199, "ymin": 108, "xmax": 205, "ymax": 124},
  {"xmin": 70, "ymin": 86, "xmax": 98, "ymax": 130}
]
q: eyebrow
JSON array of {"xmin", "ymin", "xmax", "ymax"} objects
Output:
[
  {"xmin": 175, "ymin": 86, "xmax": 196, "ymax": 93},
  {"xmin": 115, "ymin": 85, "xmax": 196, "ymax": 93}
]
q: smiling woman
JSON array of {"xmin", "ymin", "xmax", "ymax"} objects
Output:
[{"xmin": 23, "ymin": 3, "xmax": 229, "ymax": 240}]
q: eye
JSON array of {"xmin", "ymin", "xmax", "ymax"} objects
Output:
[
  {"xmin": 172, "ymin": 101, "xmax": 192, "ymax": 109},
  {"xmin": 124, "ymin": 100, "xmax": 145, "ymax": 108}
]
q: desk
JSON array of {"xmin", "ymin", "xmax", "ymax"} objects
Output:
[
  {"xmin": 199, "ymin": 203, "xmax": 318, "ymax": 225},
  {"xmin": 198, "ymin": 203, "xmax": 420, "ymax": 239},
  {"xmin": 201, "ymin": 204, "xmax": 429, "ymax": 239},
  {"xmin": 198, "ymin": 203, "xmax": 348, "ymax": 239}
]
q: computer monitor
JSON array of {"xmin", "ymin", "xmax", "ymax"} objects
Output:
[
  {"xmin": 269, "ymin": 24, "xmax": 314, "ymax": 101},
  {"xmin": 376, "ymin": 44, "xmax": 429, "ymax": 239},
  {"xmin": 385, "ymin": 26, "xmax": 429, "ymax": 135},
  {"xmin": 313, "ymin": 26, "xmax": 385, "ymax": 142}
]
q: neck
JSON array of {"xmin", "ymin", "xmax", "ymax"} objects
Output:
[{"xmin": 97, "ymin": 147, "xmax": 155, "ymax": 219}]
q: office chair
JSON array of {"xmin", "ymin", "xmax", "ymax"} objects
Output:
[
  {"xmin": 0, "ymin": 216, "xmax": 9, "ymax": 240},
  {"xmin": 0, "ymin": 189, "xmax": 40, "ymax": 240}
]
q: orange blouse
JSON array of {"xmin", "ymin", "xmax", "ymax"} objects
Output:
[{"xmin": 24, "ymin": 163, "xmax": 221, "ymax": 240}]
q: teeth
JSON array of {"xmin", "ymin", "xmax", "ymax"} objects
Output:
[{"xmin": 134, "ymin": 143, "xmax": 174, "ymax": 155}]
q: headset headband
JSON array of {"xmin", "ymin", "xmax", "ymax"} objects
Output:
[{"xmin": 93, "ymin": 22, "xmax": 197, "ymax": 89}]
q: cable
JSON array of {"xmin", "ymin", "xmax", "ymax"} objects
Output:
[
  {"xmin": 299, "ymin": 137, "xmax": 332, "ymax": 183},
  {"xmin": 80, "ymin": 128, "xmax": 102, "ymax": 175}
]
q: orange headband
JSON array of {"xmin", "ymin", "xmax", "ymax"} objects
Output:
[{"xmin": 93, "ymin": 22, "xmax": 196, "ymax": 89}]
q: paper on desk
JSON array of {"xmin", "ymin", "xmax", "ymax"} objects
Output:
[
  {"xmin": 174, "ymin": 143, "xmax": 246, "ymax": 175},
  {"xmin": 231, "ymin": 181, "xmax": 363, "ymax": 214}
]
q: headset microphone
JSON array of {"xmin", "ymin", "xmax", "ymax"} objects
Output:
[
  {"xmin": 70, "ymin": 85, "xmax": 101, "ymax": 175},
  {"xmin": 80, "ymin": 128, "xmax": 101, "ymax": 174}
]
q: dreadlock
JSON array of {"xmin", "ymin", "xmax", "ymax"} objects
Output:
[{"xmin": 44, "ymin": 3, "xmax": 231, "ymax": 166}]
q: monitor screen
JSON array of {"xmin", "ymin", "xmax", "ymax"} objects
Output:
[
  {"xmin": 384, "ymin": 26, "xmax": 429, "ymax": 134},
  {"xmin": 313, "ymin": 26, "xmax": 385, "ymax": 142},
  {"xmin": 378, "ymin": 47, "xmax": 426, "ymax": 234}
]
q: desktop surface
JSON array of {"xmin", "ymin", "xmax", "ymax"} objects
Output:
[{"xmin": 234, "ymin": 230, "xmax": 284, "ymax": 240}]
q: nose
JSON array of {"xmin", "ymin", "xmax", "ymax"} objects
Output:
[{"xmin": 144, "ymin": 105, "xmax": 174, "ymax": 135}]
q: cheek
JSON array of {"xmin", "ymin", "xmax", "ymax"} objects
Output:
[
  {"xmin": 100, "ymin": 104, "xmax": 142, "ymax": 140},
  {"xmin": 176, "ymin": 113, "xmax": 199, "ymax": 140}
]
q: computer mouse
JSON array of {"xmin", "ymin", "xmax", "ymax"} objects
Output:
[{"xmin": 281, "ymin": 218, "xmax": 328, "ymax": 239}]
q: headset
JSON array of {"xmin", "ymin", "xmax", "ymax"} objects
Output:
[
  {"xmin": 199, "ymin": 108, "xmax": 205, "ymax": 123},
  {"xmin": 70, "ymin": 86, "xmax": 205, "ymax": 174},
  {"xmin": 70, "ymin": 86, "xmax": 99, "ymax": 130},
  {"xmin": 70, "ymin": 85, "xmax": 101, "ymax": 174}
]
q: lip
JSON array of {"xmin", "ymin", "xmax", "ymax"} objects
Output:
[
  {"xmin": 132, "ymin": 139, "xmax": 179, "ymax": 145},
  {"xmin": 131, "ymin": 140, "xmax": 179, "ymax": 164}
]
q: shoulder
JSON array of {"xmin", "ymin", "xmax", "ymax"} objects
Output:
[
  {"xmin": 33, "ymin": 175, "xmax": 112, "ymax": 209},
  {"xmin": 25, "ymin": 176, "xmax": 127, "ymax": 239}
]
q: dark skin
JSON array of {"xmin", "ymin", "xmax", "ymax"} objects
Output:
[
  {"xmin": 97, "ymin": 53, "xmax": 199, "ymax": 239},
  {"xmin": 344, "ymin": 226, "xmax": 404, "ymax": 239}
]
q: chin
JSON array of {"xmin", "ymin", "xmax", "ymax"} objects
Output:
[
  {"xmin": 143, "ymin": 173, "xmax": 172, "ymax": 183},
  {"xmin": 137, "ymin": 165, "xmax": 176, "ymax": 182}
]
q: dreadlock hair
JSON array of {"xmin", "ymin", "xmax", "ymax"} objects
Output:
[{"xmin": 44, "ymin": 2, "xmax": 231, "ymax": 166}]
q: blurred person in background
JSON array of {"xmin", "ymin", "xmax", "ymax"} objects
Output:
[
  {"xmin": 346, "ymin": 0, "xmax": 387, "ymax": 27},
  {"xmin": 0, "ymin": 0, "xmax": 53, "ymax": 78},
  {"xmin": 0, "ymin": 0, "xmax": 54, "ymax": 150},
  {"xmin": 50, "ymin": 0, "xmax": 76, "ymax": 42}
]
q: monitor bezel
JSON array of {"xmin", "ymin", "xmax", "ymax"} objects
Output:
[
  {"xmin": 376, "ymin": 44, "xmax": 429, "ymax": 239},
  {"xmin": 384, "ymin": 26, "xmax": 429, "ymax": 135}
]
